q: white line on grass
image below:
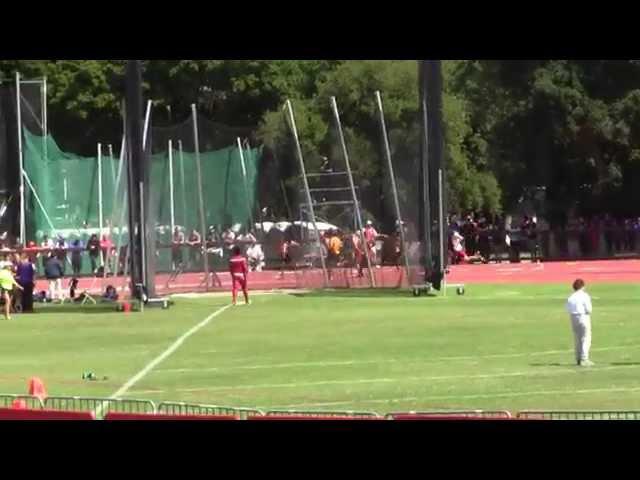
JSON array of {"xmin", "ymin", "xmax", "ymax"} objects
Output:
[
  {"xmin": 162, "ymin": 363, "xmax": 640, "ymax": 394},
  {"xmin": 93, "ymin": 303, "xmax": 231, "ymax": 418},
  {"xmin": 153, "ymin": 344, "xmax": 640, "ymax": 374},
  {"xmin": 275, "ymin": 386, "xmax": 640, "ymax": 409}
]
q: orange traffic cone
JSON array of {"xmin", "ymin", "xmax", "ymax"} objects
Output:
[
  {"xmin": 11, "ymin": 398, "xmax": 27, "ymax": 409},
  {"xmin": 28, "ymin": 377, "xmax": 47, "ymax": 401}
]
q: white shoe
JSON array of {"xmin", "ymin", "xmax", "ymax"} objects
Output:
[{"xmin": 579, "ymin": 360, "xmax": 595, "ymax": 367}]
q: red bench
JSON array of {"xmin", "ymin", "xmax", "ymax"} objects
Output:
[
  {"xmin": 0, "ymin": 407, "xmax": 95, "ymax": 420},
  {"xmin": 104, "ymin": 412, "xmax": 239, "ymax": 421}
]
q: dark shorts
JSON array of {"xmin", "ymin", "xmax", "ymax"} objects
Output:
[{"xmin": 0, "ymin": 286, "xmax": 11, "ymax": 295}]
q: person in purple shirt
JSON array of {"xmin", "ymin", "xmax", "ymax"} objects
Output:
[{"xmin": 16, "ymin": 253, "xmax": 36, "ymax": 312}]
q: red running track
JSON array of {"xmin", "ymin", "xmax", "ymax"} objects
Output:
[{"xmin": 33, "ymin": 259, "xmax": 640, "ymax": 297}]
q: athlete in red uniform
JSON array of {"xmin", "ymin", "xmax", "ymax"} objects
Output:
[{"xmin": 229, "ymin": 246, "xmax": 250, "ymax": 305}]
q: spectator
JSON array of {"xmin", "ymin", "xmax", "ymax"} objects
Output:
[
  {"xmin": 326, "ymin": 229, "xmax": 343, "ymax": 278},
  {"xmin": 70, "ymin": 238, "xmax": 84, "ymax": 276},
  {"xmin": 461, "ymin": 215, "xmax": 478, "ymax": 256},
  {"xmin": 0, "ymin": 261, "xmax": 23, "ymax": 320},
  {"xmin": 16, "ymin": 253, "xmax": 35, "ymax": 313},
  {"xmin": 477, "ymin": 222, "xmax": 492, "ymax": 263},
  {"xmin": 40, "ymin": 234, "xmax": 54, "ymax": 271},
  {"xmin": 25, "ymin": 240, "xmax": 38, "ymax": 266},
  {"xmin": 246, "ymin": 240, "xmax": 265, "ymax": 272},
  {"xmin": 55, "ymin": 235, "xmax": 67, "ymax": 263},
  {"xmin": 363, "ymin": 221, "xmax": 378, "ymax": 266},
  {"xmin": 100, "ymin": 234, "xmax": 114, "ymax": 266},
  {"xmin": 578, "ymin": 218, "xmax": 589, "ymax": 257},
  {"xmin": 604, "ymin": 214, "xmax": 614, "ymax": 255},
  {"xmin": 222, "ymin": 226, "xmax": 236, "ymax": 244},
  {"xmin": 351, "ymin": 230, "xmax": 365, "ymax": 277},
  {"xmin": 186, "ymin": 229, "xmax": 202, "ymax": 270},
  {"xmin": 451, "ymin": 230, "xmax": 484, "ymax": 264},
  {"xmin": 171, "ymin": 227, "xmax": 185, "ymax": 272},
  {"xmin": 237, "ymin": 230, "xmax": 257, "ymax": 255},
  {"xmin": 279, "ymin": 238, "xmax": 300, "ymax": 277},
  {"xmin": 44, "ymin": 254, "xmax": 64, "ymax": 302},
  {"xmin": 87, "ymin": 234, "xmax": 101, "ymax": 273}
]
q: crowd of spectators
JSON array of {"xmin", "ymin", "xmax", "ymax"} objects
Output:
[{"xmin": 1, "ymin": 212, "xmax": 640, "ymax": 288}]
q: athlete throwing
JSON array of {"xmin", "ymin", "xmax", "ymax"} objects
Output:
[{"xmin": 229, "ymin": 246, "xmax": 250, "ymax": 306}]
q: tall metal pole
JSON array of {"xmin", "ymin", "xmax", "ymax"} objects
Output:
[
  {"xmin": 438, "ymin": 168, "xmax": 446, "ymax": 295},
  {"xmin": 97, "ymin": 143, "xmax": 104, "ymax": 266},
  {"xmin": 140, "ymin": 99, "xmax": 152, "ymax": 290},
  {"xmin": 16, "ymin": 72, "xmax": 26, "ymax": 246},
  {"xmin": 97, "ymin": 143, "xmax": 104, "ymax": 234},
  {"xmin": 285, "ymin": 99, "xmax": 329, "ymax": 287},
  {"xmin": 419, "ymin": 61, "xmax": 433, "ymax": 277},
  {"xmin": 178, "ymin": 140, "xmax": 187, "ymax": 231},
  {"xmin": 109, "ymin": 136, "xmax": 127, "ymax": 279},
  {"xmin": 42, "ymin": 76, "xmax": 48, "ymax": 169},
  {"xmin": 168, "ymin": 139, "xmax": 175, "ymax": 234},
  {"xmin": 245, "ymin": 140, "xmax": 265, "ymax": 235},
  {"xmin": 330, "ymin": 96, "xmax": 375, "ymax": 288},
  {"xmin": 108, "ymin": 143, "xmax": 116, "ymax": 188},
  {"xmin": 192, "ymin": 104, "xmax": 210, "ymax": 290},
  {"xmin": 375, "ymin": 91, "xmax": 412, "ymax": 286},
  {"xmin": 236, "ymin": 137, "xmax": 254, "ymax": 231}
]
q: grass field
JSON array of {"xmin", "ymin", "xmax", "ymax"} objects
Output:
[{"xmin": 2, "ymin": 283, "xmax": 640, "ymax": 414}]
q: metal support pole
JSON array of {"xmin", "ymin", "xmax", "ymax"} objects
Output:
[
  {"xmin": 42, "ymin": 76, "xmax": 48, "ymax": 166},
  {"xmin": 438, "ymin": 169, "xmax": 446, "ymax": 296},
  {"xmin": 106, "ymin": 136, "xmax": 127, "ymax": 279},
  {"xmin": 419, "ymin": 62, "xmax": 433, "ymax": 277},
  {"xmin": 375, "ymin": 91, "xmax": 412, "ymax": 287},
  {"xmin": 168, "ymin": 139, "xmax": 175, "ymax": 234},
  {"xmin": 237, "ymin": 137, "xmax": 254, "ymax": 230},
  {"xmin": 98, "ymin": 143, "xmax": 104, "ymax": 234},
  {"xmin": 245, "ymin": 139, "xmax": 265, "ymax": 235},
  {"xmin": 108, "ymin": 143, "xmax": 116, "ymax": 188},
  {"xmin": 140, "ymin": 99, "xmax": 152, "ymax": 290},
  {"xmin": 178, "ymin": 140, "xmax": 187, "ymax": 231},
  {"xmin": 330, "ymin": 96, "xmax": 375, "ymax": 288},
  {"xmin": 284, "ymin": 99, "xmax": 329, "ymax": 287},
  {"xmin": 139, "ymin": 181, "xmax": 146, "ymax": 288},
  {"xmin": 192, "ymin": 104, "xmax": 210, "ymax": 290},
  {"xmin": 98, "ymin": 143, "xmax": 104, "ymax": 266},
  {"xmin": 16, "ymin": 72, "xmax": 26, "ymax": 245}
]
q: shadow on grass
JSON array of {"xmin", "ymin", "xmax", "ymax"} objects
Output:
[
  {"xmin": 27, "ymin": 302, "xmax": 123, "ymax": 315},
  {"xmin": 608, "ymin": 362, "xmax": 640, "ymax": 366},
  {"xmin": 290, "ymin": 288, "xmax": 440, "ymax": 299},
  {"xmin": 529, "ymin": 362, "xmax": 573, "ymax": 367}
]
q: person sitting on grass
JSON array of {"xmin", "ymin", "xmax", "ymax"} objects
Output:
[{"xmin": 0, "ymin": 261, "xmax": 23, "ymax": 320}]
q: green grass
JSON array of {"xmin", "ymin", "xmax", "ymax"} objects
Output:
[{"xmin": 2, "ymin": 283, "xmax": 640, "ymax": 414}]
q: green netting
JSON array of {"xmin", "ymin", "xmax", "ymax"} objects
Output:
[
  {"xmin": 23, "ymin": 129, "xmax": 262, "ymax": 267},
  {"xmin": 149, "ymin": 145, "xmax": 262, "ymax": 235}
]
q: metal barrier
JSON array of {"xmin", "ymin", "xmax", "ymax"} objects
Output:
[
  {"xmin": 157, "ymin": 401, "xmax": 263, "ymax": 420},
  {"xmin": 0, "ymin": 394, "xmax": 44, "ymax": 410},
  {"xmin": 265, "ymin": 409, "xmax": 381, "ymax": 419},
  {"xmin": 517, "ymin": 410, "xmax": 640, "ymax": 420},
  {"xmin": 387, "ymin": 410, "xmax": 513, "ymax": 420},
  {"xmin": 44, "ymin": 396, "xmax": 156, "ymax": 419}
]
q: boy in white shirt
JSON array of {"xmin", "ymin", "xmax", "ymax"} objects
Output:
[{"xmin": 566, "ymin": 278, "xmax": 594, "ymax": 367}]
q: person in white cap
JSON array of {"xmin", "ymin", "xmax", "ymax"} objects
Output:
[{"xmin": 566, "ymin": 278, "xmax": 594, "ymax": 367}]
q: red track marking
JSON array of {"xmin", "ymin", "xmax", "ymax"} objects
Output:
[{"xmin": 33, "ymin": 259, "xmax": 640, "ymax": 297}]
